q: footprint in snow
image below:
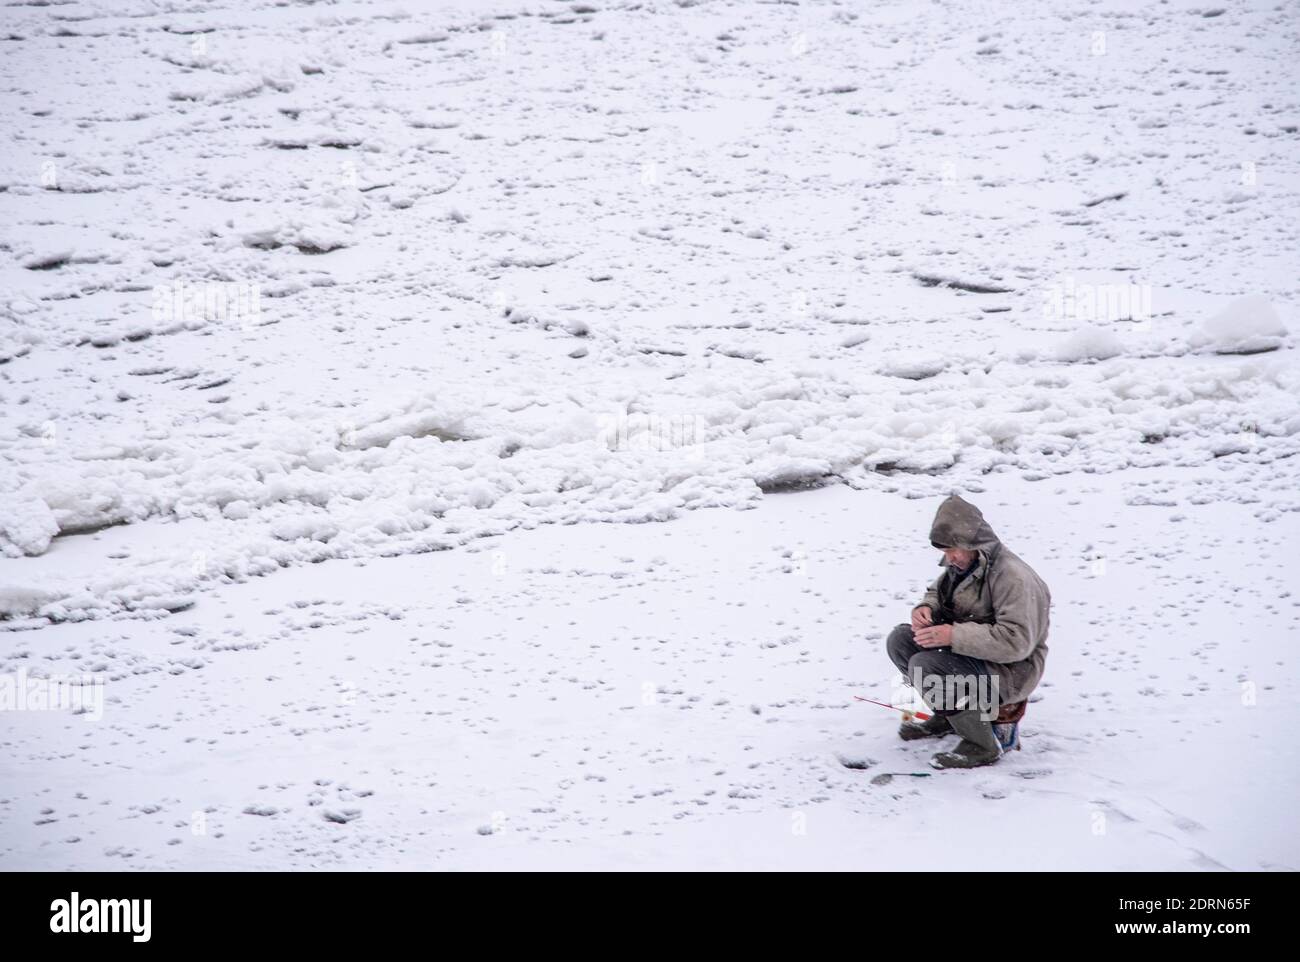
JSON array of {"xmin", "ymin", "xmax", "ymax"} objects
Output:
[
  {"xmin": 323, "ymin": 808, "xmax": 362, "ymax": 824},
  {"xmin": 835, "ymin": 752, "xmax": 875, "ymax": 770}
]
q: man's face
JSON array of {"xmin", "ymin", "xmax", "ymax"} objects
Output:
[{"xmin": 941, "ymin": 546, "xmax": 977, "ymax": 570}]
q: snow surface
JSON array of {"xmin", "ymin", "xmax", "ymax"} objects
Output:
[{"xmin": 1, "ymin": 0, "xmax": 1297, "ymax": 869}]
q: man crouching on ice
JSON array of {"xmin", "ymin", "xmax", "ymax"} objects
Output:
[{"xmin": 886, "ymin": 494, "xmax": 1051, "ymax": 769}]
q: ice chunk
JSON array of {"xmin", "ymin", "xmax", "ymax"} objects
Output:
[
  {"xmin": 1198, "ymin": 295, "xmax": 1287, "ymax": 355},
  {"xmin": 0, "ymin": 497, "xmax": 59, "ymax": 557},
  {"xmin": 1053, "ymin": 326, "xmax": 1123, "ymax": 362}
]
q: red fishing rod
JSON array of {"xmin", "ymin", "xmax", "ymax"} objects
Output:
[{"xmin": 854, "ymin": 694, "xmax": 931, "ymax": 721}]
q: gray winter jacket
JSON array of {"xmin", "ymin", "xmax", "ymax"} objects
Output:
[{"xmin": 918, "ymin": 495, "xmax": 1051, "ymax": 704}]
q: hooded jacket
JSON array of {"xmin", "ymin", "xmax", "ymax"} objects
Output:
[{"xmin": 919, "ymin": 495, "xmax": 1051, "ymax": 704}]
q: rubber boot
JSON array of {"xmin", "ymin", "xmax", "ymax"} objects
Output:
[
  {"xmin": 930, "ymin": 709, "xmax": 1002, "ymax": 769},
  {"xmin": 898, "ymin": 713, "xmax": 952, "ymax": 741}
]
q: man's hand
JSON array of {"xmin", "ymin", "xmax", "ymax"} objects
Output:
[
  {"xmin": 910, "ymin": 606, "xmax": 934, "ymax": 630},
  {"xmin": 914, "ymin": 624, "xmax": 953, "ymax": 649}
]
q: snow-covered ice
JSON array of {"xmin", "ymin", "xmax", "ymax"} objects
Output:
[
  {"xmin": 1, "ymin": 477, "xmax": 1295, "ymax": 870},
  {"xmin": 0, "ymin": 0, "xmax": 1297, "ymax": 870}
]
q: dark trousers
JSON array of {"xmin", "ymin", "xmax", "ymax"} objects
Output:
[{"xmin": 886, "ymin": 623, "xmax": 997, "ymax": 717}]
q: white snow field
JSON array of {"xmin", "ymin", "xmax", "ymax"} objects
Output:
[{"xmin": 0, "ymin": 0, "xmax": 1297, "ymax": 869}]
